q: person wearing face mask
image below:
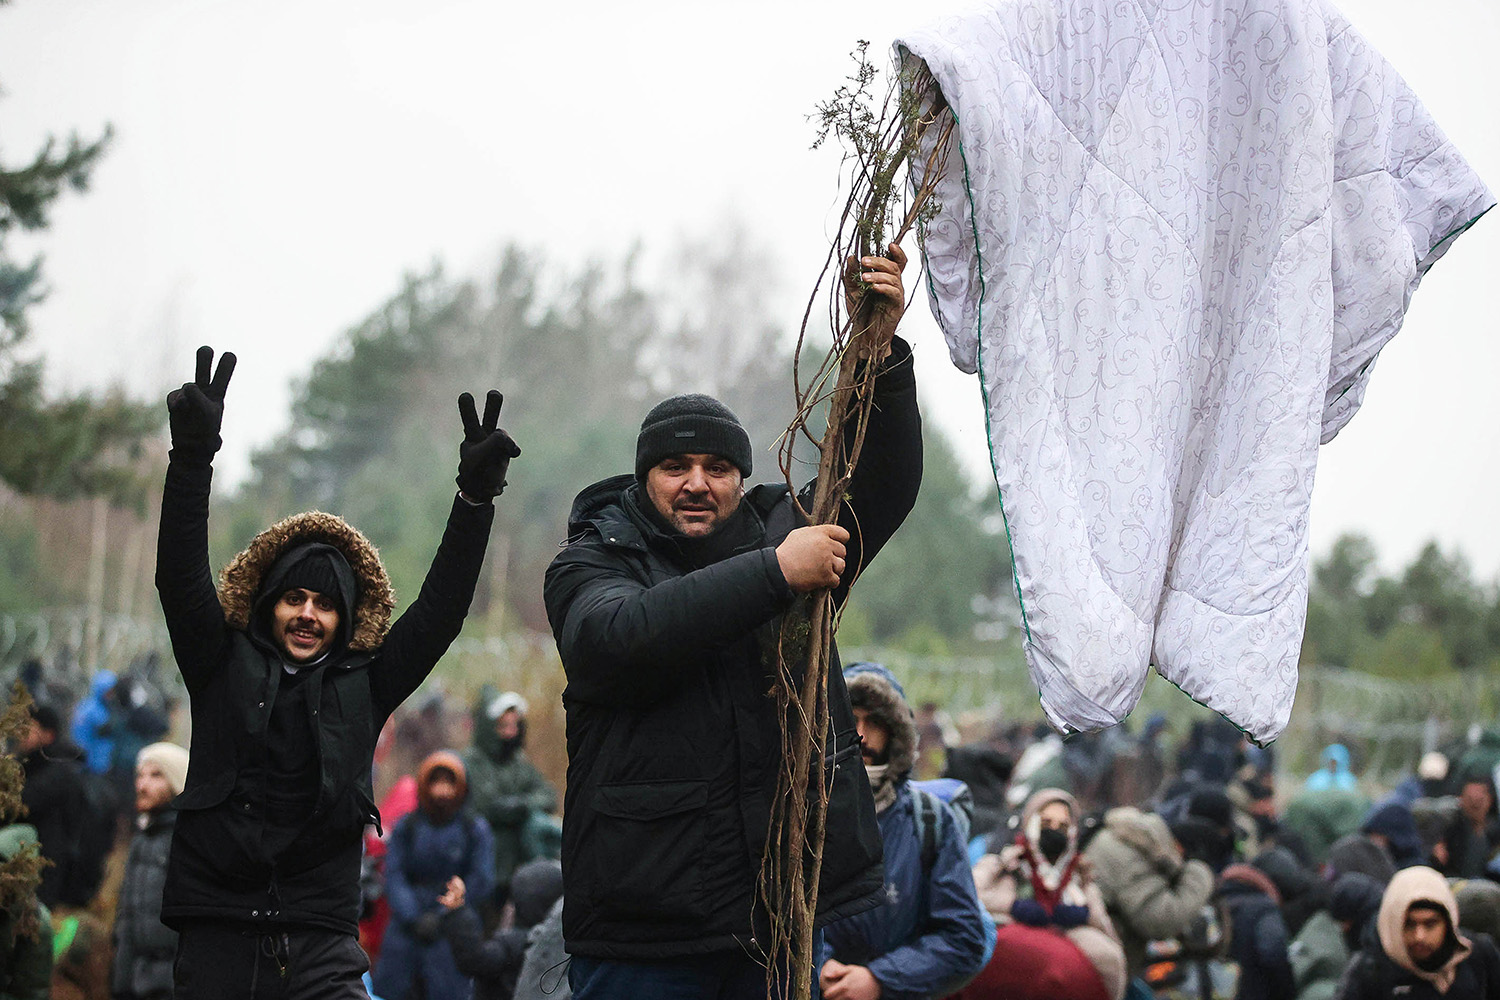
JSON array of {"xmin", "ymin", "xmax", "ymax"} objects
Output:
[
  {"xmin": 816, "ymin": 663, "xmax": 989, "ymax": 1000},
  {"xmin": 971, "ymin": 788, "xmax": 1127, "ymax": 1000}
]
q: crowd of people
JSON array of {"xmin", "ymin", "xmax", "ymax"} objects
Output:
[
  {"xmin": 11, "ymin": 659, "xmax": 1500, "ymax": 999},
  {"xmin": 6, "ymin": 276, "xmax": 1500, "ymax": 1000}
]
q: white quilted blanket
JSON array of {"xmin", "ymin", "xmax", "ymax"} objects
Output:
[{"xmin": 899, "ymin": 0, "xmax": 1493, "ymax": 742}]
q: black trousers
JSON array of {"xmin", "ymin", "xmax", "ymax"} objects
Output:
[{"xmin": 173, "ymin": 922, "xmax": 370, "ymax": 1000}]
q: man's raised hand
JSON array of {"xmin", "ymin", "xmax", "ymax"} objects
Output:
[
  {"xmin": 845, "ymin": 241, "xmax": 908, "ymax": 363},
  {"xmin": 456, "ymin": 389, "xmax": 522, "ymax": 502},
  {"xmin": 166, "ymin": 345, "xmax": 236, "ymax": 460},
  {"xmin": 776, "ymin": 523, "xmax": 851, "ymax": 593}
]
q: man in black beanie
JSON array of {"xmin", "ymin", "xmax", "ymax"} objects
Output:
[
  {"xmin": 155, "ymin": 346, "xmax": 520, "ymax": 1000},
  {"xmin": 544, "ymin": 245, "xmax": 923, "ymax": 999}
]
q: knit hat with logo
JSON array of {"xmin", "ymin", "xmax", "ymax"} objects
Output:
[{"xmin": 635, "ymin": 394, "xmax": 752, "ymax": 482}]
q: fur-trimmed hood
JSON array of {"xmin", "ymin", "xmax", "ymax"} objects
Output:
[
  {"xmin": 843, "ymin": 662, "xmax": 917, "ymax": 780},
  {"xmin": 218, "ymin": 511, "xmax": 395, "ymax": 653}
]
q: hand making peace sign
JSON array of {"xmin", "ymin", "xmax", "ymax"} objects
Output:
[
  {"xmin": 455, "ymin": 389, "xmax": 522, "ymax": 503},
  {"xmin": 166, "ymin": 345, "xmax": 237, "ymax": 460}
]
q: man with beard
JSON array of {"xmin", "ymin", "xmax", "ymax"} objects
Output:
[
  {"xmin": 111, "ymin": 742, "xmax": 190, "ymax": 1000},
  {"xmin": 156, "ymin": 346, "xmax": 519, "ymax": 999},
  {"xmin": 1337, "ymin": 866, "xmax": 1500, "ymax": 999},
  {"xmin": 545, "ymin": 247, "xmax": 922, "ymax": 999},
  {"xmin": 372, "ymin": 752, "xmax": 494, "ymax": 1000},
  {"xmin": 463, "ymin": 689, "xmax": 556, "ymax": 914},
  {"xmin": 818, "ymin": 662, "xmax": 990, "ymax": 1000}
]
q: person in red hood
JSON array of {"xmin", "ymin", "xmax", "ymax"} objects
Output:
[
  {"xmin": 371, "ymin": 751, "xmax": 495, "ymax": 1000},
  {"xmin": 1337, "ymin": 865, "xmax": 1500, "ymax": 999}
]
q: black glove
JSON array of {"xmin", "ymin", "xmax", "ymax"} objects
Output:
[
  {"xmin": 411, "ymin": 911, "xmax": 442, "ymax": 944},
  {"xmin": 456, "ymin": 390, "xmax": 521, "ymax": 501},
  {"xmin": 166, "ymin": 345, "xmax": 236, "ymax": 460}
]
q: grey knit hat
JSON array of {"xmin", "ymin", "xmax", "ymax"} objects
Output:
[{"xmin": 635, "ymin": 394, "xmax": 752, "ymax": 481}]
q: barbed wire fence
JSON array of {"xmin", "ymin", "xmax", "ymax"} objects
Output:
[
  {"xmin": 3, "ymin": 609, "xmax": 1492, "ymax": 787},
  {"xmin": 0, "ymin": 609, "xmax": 173, "ymax": 691}
]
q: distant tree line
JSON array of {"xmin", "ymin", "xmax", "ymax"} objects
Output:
[
  {"xmin": 1302, "ymin": 533, "xmax": 1500, "ymax": 677},
  {"xmin": 216, "ymin": 241, "xmax": 1018, "ymax": 652}
]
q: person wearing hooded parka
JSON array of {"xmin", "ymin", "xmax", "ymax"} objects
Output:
[
  {"xmin": 155, "ymin": 346, "xmax": 519, "ymax": 999},
  {"xmin": 462, "ymin": 688, "xmax": 557, "ymax": 911},
  {"xmin": 818, "ymin": 663, "xmax": 991, "ymax": 1000}
]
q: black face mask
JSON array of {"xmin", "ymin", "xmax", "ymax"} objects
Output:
[{"xmin": 1038, "ymin": 827, "xmax": 1070, "ymax": 864}]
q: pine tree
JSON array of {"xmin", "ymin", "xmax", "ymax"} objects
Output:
[
  {"xmin": 0, "ymin": 3, "xmax": 158, "ymax": 504},
  {"xmin": 0, "ymin": 683, "xmax": 46, "ymax": 942}
]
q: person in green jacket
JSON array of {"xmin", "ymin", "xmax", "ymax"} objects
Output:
[{"xmin": 462, "ymin": 689, "xmax": 557, "ymax": 912}]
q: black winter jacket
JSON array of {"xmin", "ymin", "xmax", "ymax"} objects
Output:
[
  {"xmin": 19, "ymin": 740, "xmax": 85, "ymax": 909},
  {"xmin": 544, "ymin": 338, "xmax": 922, "ymax": 959},
  {"xmin": 111, "ymin": 810, "xmax": 178, "ymax": 1000},
  {"xmin": 1336, "ymin": 932, "xmax": 1500, "ymax": 999},
  {"xmin": 155, "ymin": 455, "xmax": 493, "ymax": 934}
]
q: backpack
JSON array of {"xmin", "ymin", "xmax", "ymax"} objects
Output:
[
  {"xmin": 910, "ymin": 778, "xmax": 973, "ymax": 872},
  {"xmin": 908, "ymin": 778, "xmax": 997, "ymax": 984}
]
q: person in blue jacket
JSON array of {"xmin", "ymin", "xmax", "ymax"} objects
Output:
[
  {"xmin": 1306, "ymin": 744, "xmax": 1359, "ymax": 793},
  {"xmin": 819, "ymin": 663, "xmax": 989, "ymax": 1000},
  {"xmin": 372, "ymin": 751, "xmax": 495, "ymax": 1000},
  {"xmin": 70, "ymin": 670, "xmax": 117, "ymax": 775}
]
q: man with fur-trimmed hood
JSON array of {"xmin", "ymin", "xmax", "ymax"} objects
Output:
[
  {"xmin": 818, "ymin": 662, "xmax": 989, "ymax": 1000},
  {"xmin": 155, "ymin": 346, "xmax": 519, "ymax": 999},
  {"xmin": 1336, "ymin": 865, "xmax": 1500, "ymax": 999}
]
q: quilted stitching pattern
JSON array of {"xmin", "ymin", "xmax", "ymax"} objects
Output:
[{"xmin": 900, "ymin": 0, "xmax": 1493, "ymax": 742}]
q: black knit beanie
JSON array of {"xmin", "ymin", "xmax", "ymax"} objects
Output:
[
  {"xmin": 635, "ymin": 394, "xmax": 752, "ymax": 482},
  {"xmin": 279, "ymin": 552, "xmax": 344, "ymax": 605},
  {"xmin": 266, "ymin": 544, "xmax": 356, "ymax": 624}
]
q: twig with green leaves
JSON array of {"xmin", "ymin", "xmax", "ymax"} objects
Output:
[{"xmin": 758, "ymin": 40, "xmax": 952, "ymax": 999}]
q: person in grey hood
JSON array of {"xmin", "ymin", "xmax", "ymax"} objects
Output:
[{"xmin": 156, "ymin": 346, "xmax": 519, "ymax": 1000}]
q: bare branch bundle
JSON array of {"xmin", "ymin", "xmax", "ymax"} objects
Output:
[{"xmin": 758, "ymin": 41, "xmax": 952, "ymax": 999}]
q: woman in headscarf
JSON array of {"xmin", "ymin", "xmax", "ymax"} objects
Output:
[{"xmin": 972, "ymin": 788, "xmax": 1127, "ymax": 1000}]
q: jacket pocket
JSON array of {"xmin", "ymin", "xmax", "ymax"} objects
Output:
[
  {"xmin": 817, "ymin": 731, "xmax": 883, "ymax": 903},
  {"xmin": 588, "ymin": 779, "xmax": 710, "ymax": 922},
  {"xmin": 171, "ymin": 770, "xmax": 235, "ymax": 811}
]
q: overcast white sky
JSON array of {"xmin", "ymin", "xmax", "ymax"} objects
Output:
[{"xmin": 2, "ymin": 0, "xmax": 1496, "ymax": 577}]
